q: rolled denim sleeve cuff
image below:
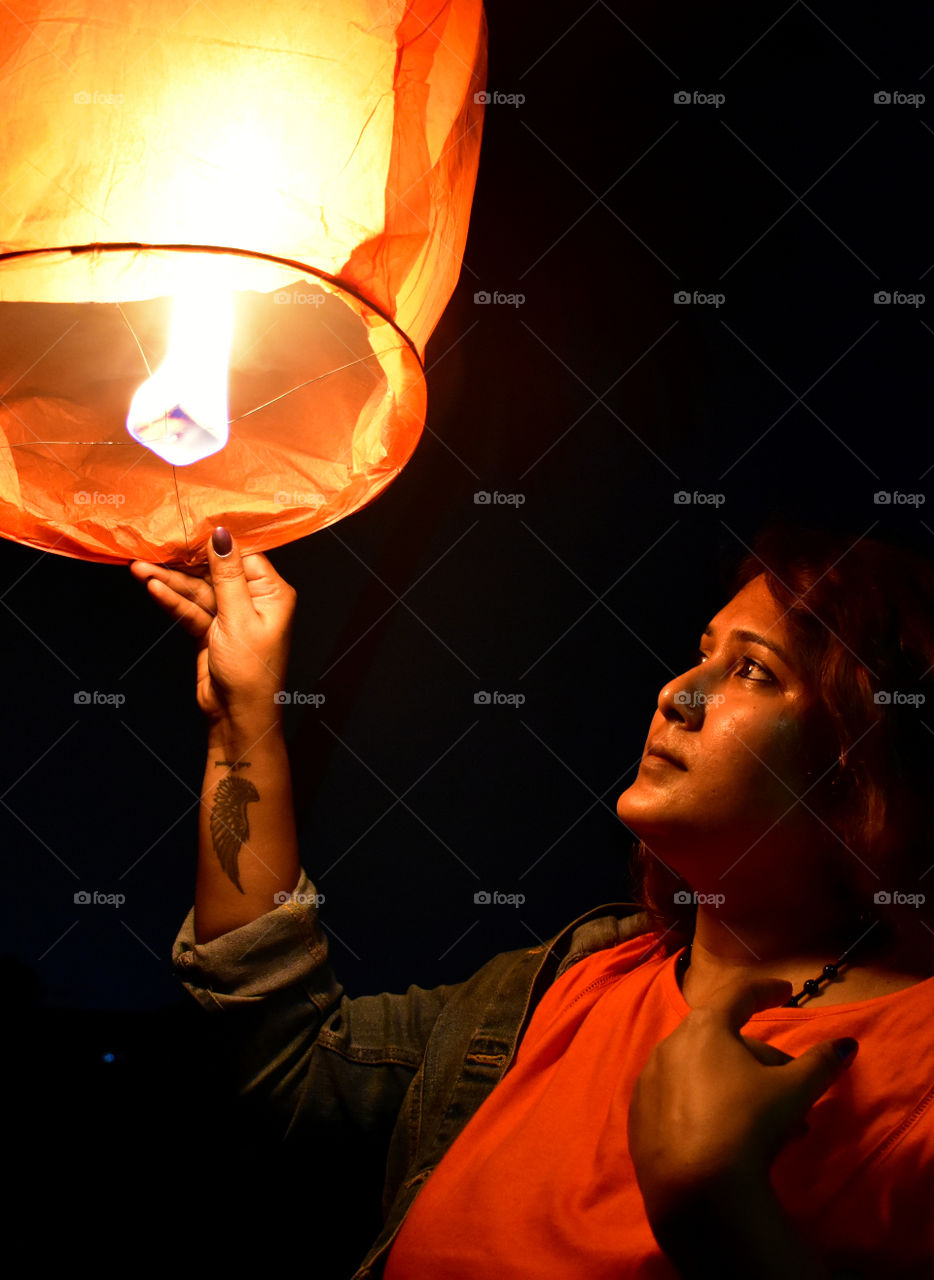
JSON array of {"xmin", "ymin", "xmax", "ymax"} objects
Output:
[{"xmin": 171, "ymin": 867, "xmax": 337, "ymax": 1012}]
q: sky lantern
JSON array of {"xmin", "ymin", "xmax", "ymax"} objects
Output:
[{"xmin": 0, "ymin": 0, "xmax": 487, "ymax": 565}]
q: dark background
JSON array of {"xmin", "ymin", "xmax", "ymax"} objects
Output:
[{"xmin": 2, "ymin": 0, "xmax": 932, "ymax": 1266}]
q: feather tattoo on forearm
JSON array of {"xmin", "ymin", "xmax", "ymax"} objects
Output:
[{"xmin": 210, "ymin": 772, "xmax": 260, "ymax": 893}]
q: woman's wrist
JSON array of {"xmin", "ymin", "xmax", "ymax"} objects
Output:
[
  {"xmin": 648, "ymin": 1170, "xmax": 830, "ymax": 1280},
  {"xmin": 196, "ymin": 705, "xmax": 299, "ymax": 943},
  {"xmin": 206, "ymin": 702, "xmax": 284, "ymax": 749}
]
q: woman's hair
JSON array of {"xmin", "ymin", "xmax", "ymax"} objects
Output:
[{"xmin": 628, "ymin": 524, "xmax": 934, "ymax": 947}]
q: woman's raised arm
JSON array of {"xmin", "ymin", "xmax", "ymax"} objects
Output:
[{"xmin": 129, "ymin": 526, "xmax": 300, "ymax": 942}]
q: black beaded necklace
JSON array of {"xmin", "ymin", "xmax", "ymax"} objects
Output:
[{"xmin": 675, "ymin": 913, "xmax": 883, "ymax": 1007}]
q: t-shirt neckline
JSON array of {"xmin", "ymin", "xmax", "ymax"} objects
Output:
[{"xmin": 661, "ymin": 941, "xmax": 934, "ymax": 1018}]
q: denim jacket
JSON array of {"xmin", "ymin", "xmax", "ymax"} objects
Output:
[{"xmin": 172, "ymin": 867, "xmax": 655, "ymax": 1277}]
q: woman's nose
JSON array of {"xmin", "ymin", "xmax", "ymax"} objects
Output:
[{"xmin": 657, "ymin": 666, "xmax": 707, "ymax": 723}]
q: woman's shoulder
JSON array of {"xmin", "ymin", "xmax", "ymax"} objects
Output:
[
  {"xmin": 551, "ymin": 901, "xmax": 664, "ymax": 972},
  {"xmin": 553, "ymin": 923, "xmax": 675, "ymax": 990}
]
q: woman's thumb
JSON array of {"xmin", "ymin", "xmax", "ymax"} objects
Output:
[{"xmin": 208, "ymin": 526, "xmax": 254, "ymax": 625}]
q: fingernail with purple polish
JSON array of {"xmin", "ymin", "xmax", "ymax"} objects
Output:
[
  {"xmin": 833, "ymin": 1037, "xmax": 858, "ymax": 1062},
  {"xmin": 212, "ymin": 526, "xmax": 232, "ymax": 557}
]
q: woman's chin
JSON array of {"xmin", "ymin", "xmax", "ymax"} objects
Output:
[
  {"xmin": 616, "ymin": 778, "xmax": 673, "ymax": 829},
  {"xmin": 616, "ymin": 791, "xmax": 694, "ymax": 858}
]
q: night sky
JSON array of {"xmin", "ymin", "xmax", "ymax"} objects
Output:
[{"xmin": 2, "ymin": 0, "xmax": 931, "ymax": 1262}]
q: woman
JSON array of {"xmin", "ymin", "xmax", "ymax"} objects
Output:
[{"xmin": 131, "ymin": 524, "xmax": 934, "ymax": 1278}]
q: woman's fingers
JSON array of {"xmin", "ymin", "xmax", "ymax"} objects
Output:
[
  {"xmin": 143, "ymin": 576, "xmax": 214, "ymax": 638},
  {"xmin": 130, "ymin": 531, "xmax": 296, "ymax": 675},
  {"xmin": 740, "ymin": 1035, "xmax": 794, "ymax": 1068},
  {"xmin": 240, "ymin": 550, "xmax": 291, "ymax": 603},
  {"xmin": 130, "ymin": 558, "xmax": 217, "ymax": 618}
]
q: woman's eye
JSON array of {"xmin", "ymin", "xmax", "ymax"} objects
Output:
[
  {"xmin": 734, "ymin": 656, "xmax": 773, "ymax": 683},
  {"xmin": 692, "ymin": 650, "xmax": 773, "ymax": 683}
]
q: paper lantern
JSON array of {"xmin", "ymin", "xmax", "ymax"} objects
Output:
[{"xmin": 0, "ymin": 0, "xmax": 487, "ymax": 565}]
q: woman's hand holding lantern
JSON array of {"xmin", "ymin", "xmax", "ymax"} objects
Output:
[{"xmin": 129, "ymin": 526, "xmax": 297, "ymax": 728}]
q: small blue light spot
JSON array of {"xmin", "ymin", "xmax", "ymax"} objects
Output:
[{"xmin": 102, "ymin": 1052, "xmax": 115, "ymax": 1064}]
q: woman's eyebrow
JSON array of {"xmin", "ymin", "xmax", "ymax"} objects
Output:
[{"xmin": 701, "ymin": 625, "xmax": 794, "ymax": 669}]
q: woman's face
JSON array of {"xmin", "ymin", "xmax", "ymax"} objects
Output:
[{"xmin": 616, "ymin": 573, "xmax": 834, "ymax": 874}]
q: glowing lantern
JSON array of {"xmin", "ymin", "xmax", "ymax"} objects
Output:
[{"xmin": 0, "ymin": 0, "xmax": 487, "ymax": 565}]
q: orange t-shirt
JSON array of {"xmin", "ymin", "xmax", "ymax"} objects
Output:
[{"xmin": 384, "ymin": 933, "xmax": 934, "ymax": 1278}]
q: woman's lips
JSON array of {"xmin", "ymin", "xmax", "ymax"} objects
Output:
[{"xmin": 644, "ymin": 744, "xmax": 687, "ymax": 770}]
